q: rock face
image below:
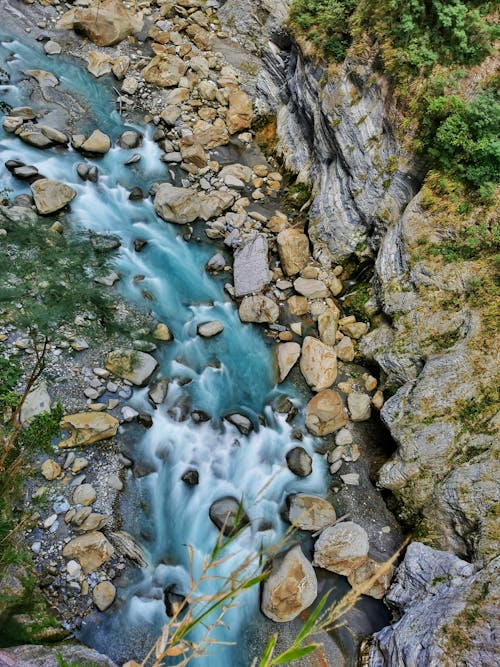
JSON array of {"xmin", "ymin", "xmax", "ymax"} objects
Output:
[
  {"xmin": 277, "ymin": 228, "xmax": 310, "ymax": 275},
  {"xmin": 261, "ymin": 545, "xmax": 317, "ymax": 622},
  {"xmin": 233, "ymin": 235, "xmax": 270, "ymax": 296},
  {"xmin": 369, "ymin": 544, "xmax": 500, "ymax": 667},
  {"xmin": 57, "ymin": 0, "xmax": 137, "ymax": 47},
  {"xmin": 59, "ymin": 412, "xmax": 119, "ymax": 448},
  {"xmin": 62, "ymin": 531, "xmax": 114, "ymax": 574},
  {"xmin": 0, "ymin": 644, "xmax": 117, "ymax": 666},
  {"xmin": 313, "ymin": 521, "xmax": 369, "ymax": 576},
  {"xmin": 31, "ymin": 179, "xmax": 76, "ymax": 215},
  {"xmin": 239, "ymin": 295, "xmax": 279, "ymax": 323},
  {"xmin": 300, "ymin": 337, "xmax": 337, "ymax": 392},
  {"xmin": 305, "ymin": 390, "xmax": 348, "ymax": 436},
  {"xmin": 105, "ymin": 349, "xmax": 158, "ymax": 386},
  {"xmin": 288, "ymin": 494, "xmax": 336, "ymax": 531},
  {"xmin": 276, "ymin": 342, "xmax": 301, "ymax": 382}
]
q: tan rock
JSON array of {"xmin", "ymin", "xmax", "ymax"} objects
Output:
[
  {"xmin": 59, "ymin": 412, "xmax": 119, "ymax": 448},
  {"xmin": 276, "ymin": 342, "xmax": 301, "ymax": 382},
  {"xmin": 93, "ymin": 580, "xmax": 116, "ymax": 611},
  {"xmin": 318, "ymin": 306, "xmax": 340, "ymax": 346},
  {"xmin": 31, "ymin": 179, "xmax": 76, "ymax": 215},
  {"xmin": 142, "ymin": 55, "xmax": 187, "ymax": 87},
  {"xmin": 313, "ymin": 521, "xmax": 369, "ymax": 576},
  {"xmin": 277, "ymin": 228, "xmax": 310, "ymax": 276},
  {"xmin": 300, "ymin": 336, "xmax": 337, "ymax": 391},
  {"xmin": 372, "ymin": 390, "xmax": 385, "ymax": 410},
  {"xmin": 105, "ymin": 349, "xmax": 158, "ymax": 386},
  {"xmin": 87, "ymin": 52, "xmax": 113, "ymax": 77},
  {"xmin": 305, "ymin": 389, "xmax": 348, "ymax": 436},
  {"xmin": 288, "ymin": 494, "xmax": 336, "ymax": 531},
  {"xmin": 293, "ymin": 277, "xmax": 330, "ymax": 299},
  {"xmin": 226, "ymin": 90, "xmax": 252, "ymax": 134},
  {"xmin": 347, "ymin": 392, "xmax": 371, "ymax": 421},
  {"xmin": 81, "ymin": 130, "xmax": 111, "ymax": 154},
  {"xmin": 193, "ymin": 119, "xmax": 229, "ymax": 149},
  {"xmin": 239, "ymin": 295, "xmax": 279, "ymax": 324},
  {"xmin": 57, "ymin": 0, "xmax": 137, "ymax": 47},
  {"xmin": 347, "ymin": 558, "xmax": 394, "ymax": 599},
  {"xmin": 340, "ymin": 321, "xmax": 369, "ymax": 339},
  {"xmin": 261, "ymin": 545, "xmax": 317, "ymax": 622},
  {"xmin": 62, "ymin": 531, "xmax": 114, "ymax": 574},
  {"xmin": 153, "ymin": 323, "xmax": 172, "ymax": 341},
  {"xmin": 41, "ymin": 459, "xmax": 61, "ymax": 481},
  {"xmin": 287, "ymin": 295, "xmax": 308, "ymax": 316},
  {"xmin": 72, "ymin": 484, "xmax": 97, "ymax": 506},
  {"xmin": 336, "ymin": 336, "xmax": 355, "ymax": 362}
]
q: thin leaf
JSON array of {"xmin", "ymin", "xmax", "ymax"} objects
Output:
[
  {"xmin": 294, "ymin": 591, "xmax": 331, "ymax": 645},
  {"xmin": 258, "ymin": 633, "xmax": 277, "ymax": 667},
  {"xmin": 270, "ymin": 644, "xmax": 320, "ymax": 665}
]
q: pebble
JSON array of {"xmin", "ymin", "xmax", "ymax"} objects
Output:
[
  {"xmin": 107, "ymin": 474, "xmax": 123, "ymax": 491},
  {"xmin": 43, "ymin": 514, "xmax": 58, "ymax": 529}
]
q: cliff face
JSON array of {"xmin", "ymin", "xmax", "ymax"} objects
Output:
[{"xmin": 219, "ymin": 0, "xmax": 499, "ymax": 661}]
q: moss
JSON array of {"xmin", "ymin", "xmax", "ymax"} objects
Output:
[{"xmin": 283, "ymin": 182, "xmax": 312, "ymax": 210}]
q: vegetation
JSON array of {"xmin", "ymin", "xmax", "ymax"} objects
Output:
[{"xmin": 289, "ymin": 0, "xmax": 356, "ymax": 61}]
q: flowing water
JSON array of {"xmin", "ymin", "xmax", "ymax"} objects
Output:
[{"xmin": 0, "ymin": 34, "xmax": 390, "ymax": 666}]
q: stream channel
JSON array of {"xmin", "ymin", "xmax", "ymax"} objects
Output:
[{"xmin": 0, "ymin": 31, "xmax": 395, "ymax": 667}]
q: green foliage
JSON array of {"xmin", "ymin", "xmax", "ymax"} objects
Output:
[
  {"xmin": 17, "ymin": 403, "xmax": 63, "ymax": 455},
  {"xmin": 0, "ymin": 358, "xmax": 22, "ymax": 411},
  {"xmin": 289, "ymin": 0, "xmax": 356, "ymax": 61},
  {"xmin": 284, "ymin": 181, "xmax": 312, "ymax": 209},
  {"xmin": 428, "ymin": 218, "xmax": 500, "ymax": 262},
  {"xmin": 55, "ymin": 655, "xmax": 103, "ymax": 667}
]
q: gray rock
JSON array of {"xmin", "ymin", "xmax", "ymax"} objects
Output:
[
  {"xmin": 148, "ymin": 378, "xmax": 169, "ymax": 407},
  {"xmin": 197, "ymin": 321, "xmax": 224, "ymax": 337},
  {"xmin": 20, "ymin": 381, "xmax": 51, "ymax": 424},
  {"xmin": 233, "ymin": 234, "xmax": 270, "ymax": 296},
  {"xmin": 286, "ymin": 447, "xmax": 312, "ymax": 477},
  {"xmin": 347, "ymin": 392, "xmax": 371, "ymax": 421},
  {"xmin": 313, "ymin": 521, "xmax": 369, "ymax": 576},
  {"xmin": 225, "ymin": 413, "xmax": 253, "ymax": 435},
  {"xmin": 209, "ymin": 496, "xmax": 249, "ymax": 535},
  {"xmin": 0, "ymin": 644, "xmax": 117, "ymax": 666},
  {"xmin": 239, "ymin": 295, "xmax": 279, "ymax": 324}
]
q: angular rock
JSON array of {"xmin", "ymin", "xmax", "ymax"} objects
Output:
[
  {"xmin": 261, "ymin": 545, "xmax": 317, "ymax": 622},
  {"xmin": 142, "ymin": 55, "xmax": 187, "ymax": 87},
  {"xmin": 81, "ymin": 130, "xmax": 111, "ymax": 154},
  {"xmin": 20, "ymin": 381, "xmax": 51, "ymax": 424},
  {"xmin": 59, "ymin": 412, "xmax": 119, "ymax": 448},
  {"xmin": 62, "ymin": 531, "xmax": 114, "ymax": 574},
  {"xmin": 57, "ymin": 0, "xmax": 137, "ymax": 46},
  {"xmin": 31, "ymin": 179, "xmax": 76, "ymax": 215},
  {"xmin": 313, "ymin": 521, "xmax": 369, "ymax": 576},
  {"xmin": 300, "ymin": 336, "xmax": 337, "ymax": 392},
  {"xmin": 148, "ymin": 378, "xmax": 169, "ymax": 407},
  {"xmin": 276, "ymin": 342, "xmax": 301, "ymax": 382},
  {"xmin": 233, "ymin": 235, "xmax": 270, "ymax": 297},
  {"xmin": 336, "ymin": 336, "xmax": 355, "ymax": 362},
  {"xmin": 318, "ymin": 306, "xmax": 340, "ymax": 346},
  {"xmin": 293, "ymin": 277, "xmax": 330, "ymax": 298},
  {"xmin": 347, "ymin": 392, "xmax": 371, "ymax": 421},
  {"xmin": 347, "ymin": 558, "xmax": 394, "ymax": 599},
  {"xmin": 239, "ymin": 295, "xmax": 279, "ymax": 324},
  {"xmin": 105, "ymin": 349, "xmax": 158, "ymax": 386},
  {"xmin": 225, "ymin": 413, "xmax": 253, "ymax": 435},
  {"xmin": 288, "ymin": 494, "xmax": 336, "ymax": 531},
  {"xmin": 41, "ymin": 459, "xmax": 61, "ymax": 481},
  {"xmin": 305, "ymin": 389, "xmax": 348, "ymax": 436},
  {"xmin": 226, "ymin": 90, "xmax": 253, "ymax": 134},
  {"xmin": 277, "ymin": 228, "xmax": 310, "ymax": 276},
  {"xmin": 154, "ymin": 183, "xmax": 200, "ymax": 224}
]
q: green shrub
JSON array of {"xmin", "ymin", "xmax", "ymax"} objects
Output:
[{"xmin": 289, "ymin": 0, "xmax": 356, "ymax": 61}]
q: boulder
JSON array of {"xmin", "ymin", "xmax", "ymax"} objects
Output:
[
  {"xmin": 347, "ymin": 393, "xmax": 371, "ymax": 421},
  {"xmin": 313, "ymin": 521, "xmax": 369, "ymax": 576},
  {"xmin": 87, "ymin": 51, "xmax": 113, "ymax": 77},
  {"xmin": 226, "ymin": 90, "xmax": 253, "ymax": 134},
  {"xmin": 62, "ymin": 531, "xmax": 114, "ymax": 574},
  {"xmin": 300, "ymin": 336, "xmax": 337, "ymax": 391},
  {"xmin": 276, "ymin": 342, "xmax": 301, "ymax": 382},
  {"xmin": 286, "ymin": 447, "xmax": 312, "ymax": 477},
  {"xmin": 239, "ymin": 295, "xmax": 279, "ymax": 324},
  {"xmin": 92, "ymin": 581, "xmax": 116, "ymax": 611},
  {"xmin": 197, "ymin": 321, "xmax": 224, "ymax": 337},
  {"xmin": 59, "ymin": 412, "xmax": 119, "ymax": 448},
  {"xmin": 209, "ymin": 497, "xmax": 249, "ymax": 536},
  {"xmin": 154, "ymin": 184, "xmax": 200, "ymax": 224},
  {"xmin": 142, "ymin": 55, "xmax": 187, "ymax": 87},
  {"xmin": 0, "ymin": 645, "xmax": 117, "ymax": 666},
  {"xmin": 81, "ymin": 130, "xmax": 111, "ymax": 154},
  {"xmin": 233, "ymin": 235, "xmax": 270, "ymax": 296},
  {"xmin": 305, "ymin": 390, "xmax": 348, "ymax": 436},
  {"xmin": 56, "ymin": 0, "xmax": 137, "ymax": 46},
  {"xmin": 118, "ymin": 130, "xmax": 142, "ymax": 150},
  {"xmin": 105, "ymin": 349, "xmax": 158, "ymax": 386},
  {"xmin": 148, "ymin": 379, "xmax": 169, "ymax": 406},
  {"xmin": 288, "ymin": 494, "xmax": 336, "ymax": 531},
  {"xmin": 31, "ymin": 179, "xmax": 76, "ymax": 215},
  {"xmin": 277, "ymin": 229, "xmax": 310, "ymax": 276},
  {"xmin": 261, "ymin": 545, "xmax": 317, "ymax": 622}
]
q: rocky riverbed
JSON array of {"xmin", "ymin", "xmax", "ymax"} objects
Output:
[{"xmin": 0, "ymin": 0, "xmax": 498, "ymax": 666}]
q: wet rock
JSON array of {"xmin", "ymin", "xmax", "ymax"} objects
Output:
[
  {"xmin": 233, "ymin": 234, "xmax": 270, "ymax": 297},
  {"xmin": 31, "ymin": 179, "xmax": 76, "ymax": 215},
  {"xmin": 181, "ymin": 469, "xmax": 199, "ymax": 486},
  {"xmin": 128, "ymin": 187, "xmax": 144, "ymax": 201},
  {"xmin": 13, "ymin": 165, "xmax": 39, "ymax": 180},
  {"xmin": 276, "ymin": 342, "xmax": 301, "ymax": 382},
  {"xmin": 105, "ymin": 349, "xmax": 158, "ymax": 386},
  {"xmin": 18, "ymin": 125, "xmax": 53, "ymax": 148},
  {"xmin": 62, "ymin": 531, "xmax": 114, "ymax": 574},
  {"xmin": 81, "ymin": 130, "xmax": 111, "ymax": 154},
  {"xmin": 288, "ymin": 494, "xmax": 336, "ymax": 531},
  {"xmin": 153, "ymin": 323, "xmax": 172, "ymax": 341},
  {"xmin": 44, "ymin": 40, "xmax": 62, "ymax": 55},
  {"xmin": 286, "ymin": 447, "xmax": 312, "ymax": 477},
  {"xmin": 206, "ymin": 252, "xmax": 226, "ymax": 272},
  {"xmin": 148, "ymin": 379, "xmax": 169, "ymax": 407},
  {"xmin": 261, "ymin": 545, "xmax": 317, "ymax": 622},
  {"xmin": 305, "ymin": 390, "xmax": 348, "ymax": 436},
  {"xmin": 313, "ymin": 521, "xmax": 369, "ymax": 576},
  {"xmin": 57, "ymin": 0, "xmax": 138, "ymax": 47},
  {"xmin": 300, "ymin": 336, "xmax": 337, "ymax": 392},
  {"xmin": 347, "ymin": 392, "xmax": 371, "ymax": 421},
  {"xmin": 137, "ymin": 412, "xmax": 153, "ymax": 428},
  {"xmin": 93, "ymin": 581, "xmax": 116, "ymax": 611},
  {"xmin": 118, "ymin": 130, "xmax": 142, "ymax": 149},
  {"xmin": 154, "ymin": 183, "xmax": 201, "ymax": 224},
  {"xmin": 59, "ymin": 412, "xmax": 119, "ymax": 448},
  {"xmin": 225, "ymin": 413, "xmax": 253, "ymax": 435},
  {"xmin": 197, "ymin": 321, "xmax": 224, "ymax": 337},
  {"xmin": 209, "ymin": 496, "xmax": 249, "ymax": 535},
  {"xmin": 41, "ymin": 459, "xmax": 61, "ymax": 481},
  {"xmin": 134, "ymin": 239, "xmax": 148, "ymax": 252},
  {"xmin": 277, "ymin": 228, "xmax": 310, "ymax": 276},
  {"xmin": 239, "ymin": 295, "xmax": 279, "ymax": 324}
]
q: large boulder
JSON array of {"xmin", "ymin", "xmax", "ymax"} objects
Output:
[
  {"xmin": 305, "ymin": 389, "xmax": 348, "ymax": 436},
  {"xmin": 276, "ymin": 342, "xmax": 301, "ymax": 382},
  {"xmin": 313, "ymin": 521, "xmax": 369, "ymax": 576},
  {"xmin": 154, "ymin": 184, "xmax": 200, "ymax": 224},
  {"xmin": 56, "ymin": 0, "xmax": 137, "ymax": 46},
  {"xmin": 62, "ymin": 531, "xmax": 114, "ymax": 574},
  {"xmin": 31, "ymin": 179, "xmax": 76, "ymax": 215},
  {"xmin": 209, "ymin": 497, "xmax": 249, "ymax": 536},
  {"xmin": 59, "ymin": 412, "xmax": 119, "ymax": 448},
  {"xmin": 142, "ymin": 55, "xmax": 187, "ymax": 87},
  {"xmin": 300, "ymin": 336, "xmax": 337, "ymax": 391},
  {"xmin": 233, "ymin": 234, "xmax": 270, "ymax": 297},
  {"xmin": 288, "ymin": 494, "xmax": 336, "ymax": 531},
  {"xmin": 226, "ymin": 90, "xmax": 253, "ymax": 134},
  {"xmin": 81, "ymin": 130, "xmax": 111, "ymax": 154},
  {"xmin": 239, "ymin": 295, "xmax": 279, "ymax": 324},
  {"xmin": 0, "ymin": 644, "xmax": 117, "ymax": 666},
  {"xmin": 277, "ymin": 228, "xmax": 310, "ymax": 276},
  {"xmin": 105, "ymin": 349, "xmax": 158, "ymax": 386},
  {"xmin": 261, "ymin": 545, "xmax": 317, "ymax": 622},
  {"xmin": 286, "ymin": 447, "xmax": 312, "ymax": 477}
]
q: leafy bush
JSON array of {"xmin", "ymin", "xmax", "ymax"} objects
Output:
[{"xmin": 289, "ymin": 0, "xmax": 356, "ymax": 61}]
